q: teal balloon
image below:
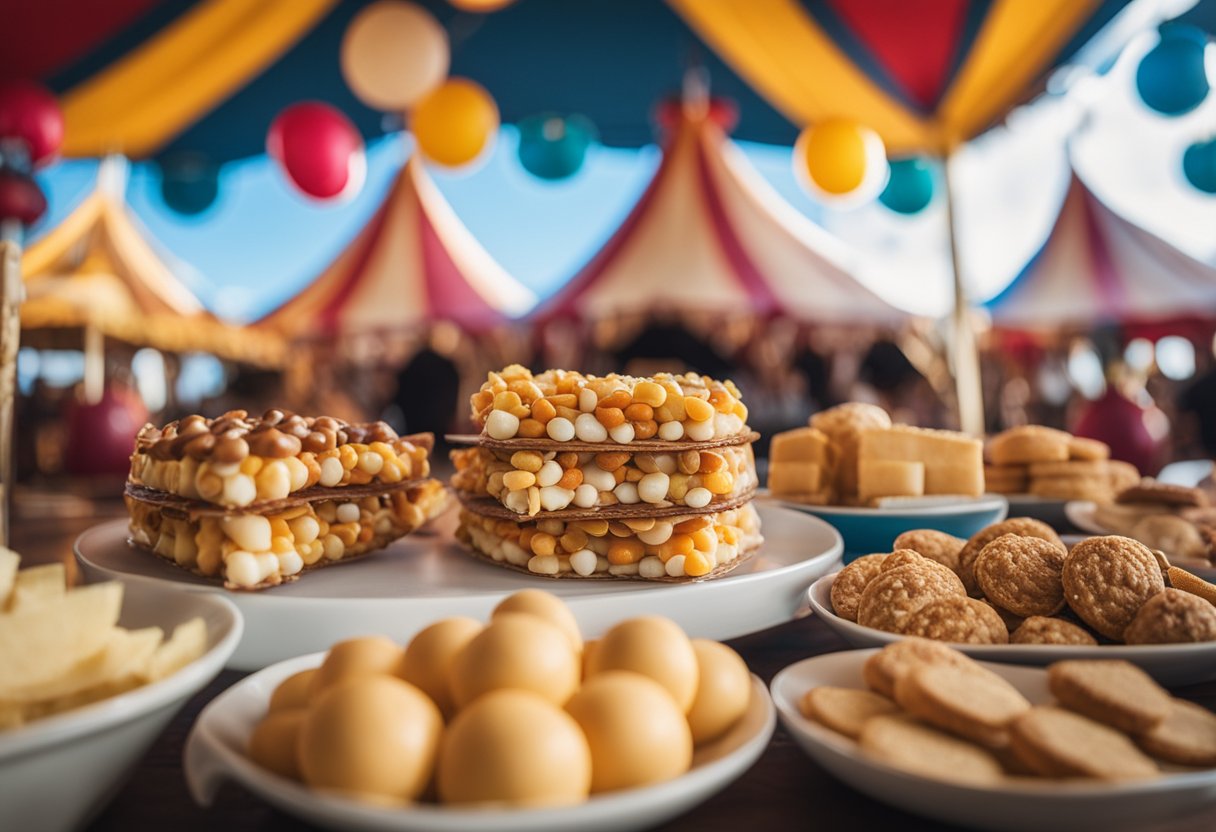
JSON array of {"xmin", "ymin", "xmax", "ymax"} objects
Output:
[
  {"xmin": 517, "ymin": 114, "xmax": 595, "ymax": 181},
  {"xmin": 1183, "ymin": 139, "xmax": 1216, "ymax": 194},
  {"xmin": 159, "ymin": 153, "xmax": 219, "ymax": 216},
  {"xmin": 878, "ymin": 157, "xmax": 934, "ymax": 214},
  {"xmin": 1135, "ymin": 23, "xmax": 1210, "ymax": 116}
]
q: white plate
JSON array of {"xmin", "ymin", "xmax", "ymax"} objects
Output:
[
  {"xmin": 184, "ymin": 652, "xmax": 775, "ymax": 832},
  {"xmin": 76, "ymin": 503, "xmax": 842, "ymax": 670},
  {"xmin": 0, "ymin": 581, "xmax": 242, "ymax": 832},
  {"xmin": 1064, "ymin": 501, "xmax": 1216, "ymax": 581},
  {"xmin": 807, "ymin": 574, "xmax": 1216, "ymax": 687},
  {"xmin": 770, "ymin": 650, "xmax": 1216, "ymax": 832}
]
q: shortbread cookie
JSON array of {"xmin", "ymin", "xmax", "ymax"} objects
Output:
[
  {"xmin": 974, "ymin": 534, "xmax": 1066, "ymax": 618},
  {"xmin": 1131, "ymin": 515, "xmax": 1208, "ymax": 561},
  {"xmin": 1117, "ymin": 479, "xmax": 1208, "ymax": 508},
  {"xmin": 1062, "ymin": 536, "xmax": 1165, "ymax": 640},
  {"xmin": 1029, "ymin": 477, "xmax": 1113, "ymax": 503},
  {"xmin": 857, "ymin": 562, "xmax": 966, "ymax": 633},
  {"xmin": 859, "ymin": 714, "xmax": 1005, "ymax": 786},
  {"xmin": 1047, "ymin": 660, "xmax": 1171, "ymax": 734},
  {"xmin": 1068, "ymin": 437, "xmax": 1110, "ymax": 461},
  {"xmin": 892, "ymin": 529, "xmax": 966, "ymax": 575},
  {"xmin": 878, "ymin": 549, "xmax": 930, "ymax": 573},
  {"xmin": 1122, "ymin": 588, "xmax": 1216, "ymax": 644},
  {"xmin": 1010, "ymin": 616, "xmax": 1097, "ymax": 646},
  {"xmin": 989, "ymin": 426, "xmax": 1071, "ymax": 466},
  {"xmin": 861, "ymin": 639, "xmax": 979, "ymax": 699},
  {"xmin": 983, "ymin": 464, "xmax": 1029, "ymax": 495},
  {"xmin": 894, "ymin": 663, "xmax": 1030, "ymax": 748},
  {"xmin": 800, "ymin": 686, "xmax": 899, "ymax": 739},
  {"xmin": 1136, "ymin": 699, "xmax": 1216, "ymax": 767},
  {"xmin": 1167, "ymin": 566, "xmax": 1216, "ymax": 606},
  {"xmin": 957, "ymin": 518, "xmax": 1065, "ymax": 596},
  {"xmin": 1010, "ymin": 706, "xmax": 1159, "ymax": 781},
  {"xmin": 829, "ymin": 554, "xmax": 887, "ymax": 622},
  {"xmin": 899, "ymin": 596, "xmax": 1009, "ymax": 644},
  {"xmin": 1028, "ymin": 460, "xmax": 1109, "ymax": 479}
]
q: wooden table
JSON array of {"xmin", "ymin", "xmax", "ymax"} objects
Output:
[{"xmin": 13, "ymin": 507, "xmax": 1216, "ymax": 832}]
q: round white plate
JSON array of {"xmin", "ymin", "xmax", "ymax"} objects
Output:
[
  {"xmin": 1064, "ymin": 501, "xmax": 1216, "ymax": 581},
  {"xmin": 807, "ymin": 574, "xmax": 1216, "ymax": 687},
  {"xmin": 770, "ymin": 650, "xmax": 1216, "ymax": 832},
  {"xmin": 76, "ymin": 503, "xmax": 842, "ymax": 670},
  {"xmin": 184, "ymin": 652, "xmax": 776, "ymax": 832}
]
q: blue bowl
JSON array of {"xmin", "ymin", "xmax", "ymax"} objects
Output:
[{"xmin": 768, "ymin": 495, "xmax": 1009, "ymax": 562}]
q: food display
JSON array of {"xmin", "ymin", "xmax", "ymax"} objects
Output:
[
  {"xmin": 245, "ymin": 590, "xmax": 754, "ymax": 807},
  {"xmin": 1087, "ymin": 479, "xmax": 1215, "ymax": 567},
  {"xmin": 983, "ymin": 425, "xmax": 1139, "ymax": 501},
  {"xmin": 125, "ymin": 409, "xmax": 447, "ymax": 589},
  {"xmin": 768, "ymin": 402, "xmax": 984, "ymax": 506},
  {"xmin": 826, "ymin": 519, "xmax": 1216, "ymax": 646},
  {"xmin": 452, "ymin": 366, "xmax": 762, "ymax": 579},
  {"xmin": 800, "ymin": 640, "xmax": 1216, "ymax": 783},
  {"xmin": 0, "ymin": 549, "xmax": 206, "ymax": 729}
]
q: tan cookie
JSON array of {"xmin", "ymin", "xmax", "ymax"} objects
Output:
[
  {"xmin": 1122, "ymin": 588, "xmax": 1216, "ymax": 644},
  {"xmin": 856, "ymin": 562, "xmax": 966, "ymax": 634},
  {"xmin": 1010, "ymin": 706, "xmax": 1160, "ymax": 781},
  {"xmin": 861, "ymin": 638, "xmax": 979, "ymax": 699},
  {"xmin": 1107, "ymin": 460, "xmax": 1141, "ymax": 493},
  {"xmin": 1047, "ymin": 660, "xmax": 1171, "ymax": 734},
  {"xmin": 899, "ymin": 596, "xmax": 1009, "ymax": 644},
  {"xmin": 1068, "ymin": 437, "xmax": 1110, "ymax": 461},
  {"xmin": 1131, "ymin": 515, "xmax": 1208, "ymax": 561},
  {"xmin": 1168, "ymin": 566, "xmax": 1216, "ymax": 606},
  {"xmin": 800, "ymin": 686, "xmax": 899, "ymax": 739},
  {"xmin": 1117, "ymin": 479, "xmax": 1209, "ymax": 508},
  {"xmin": 1062, "ymin": 536, "xmax": 1165, "ymax": 640},
  {"xmin": 858, "ymin": 714, "xmax": 1005, "ymax": 786},
  {"xmin": 983, "ymin": 465, "xmax": 1029, "ymax": 495},
  {"xmin": 892, "ymin": 529, "xmax": 966, "ymax": 574},
  {"xmin": 1136, "ymin": 699, "xmax": 1216, "ymax": 767},
  {"xmin": 879, "ymin": 548, "xmax": 931, "ymax": 573},
  {"xmin": 1010, "ymin": 616, "xmax": 1097, "ymax": 646},
  {"xmin": 894, "ymin": 663, "xmax": 1030, "ymax": 748},
  {"xmin": 989, "ymin": 426, "xmax": 1071, "ymax": 466},
  {"xmin": 829, "ymin": 554, "xmax": 887, "ymax": 622},
  {"xmin": 957, "ymin": 518, "xmax": 1065, "ymax": 596},
  {"xmin": 1028, "ymin": 460, "xmax": 1110, "ymax": 479},
  {"xmin": 1029, "ymin": 477, "xmax": 1113, "ymax": 503},
  {"xmin": 1092, "ymin": 501, "xmax": 1167, "ymax": 537},
  {"xmin": 974, "ymin": 534, "xmax": 1066, "ymax": 618}
]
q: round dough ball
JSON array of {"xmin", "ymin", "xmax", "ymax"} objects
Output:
[
  {"xmin": 586, "ymin": 616, "xmax": 699, "ymax": 712},
  {"xmin": 310, "ymin": 636, "xmax": 404, "ymax": 695},
  {"xmin": 269, "ymin": 669, "xmax": 317, "ymax": 713},
  {"xmin": 493, "ymin": 590, "xmax": 583, "ymax": 653},
  {"xmin": 298, "ymin": 676, "xmax": 442, "ymax": 801},
  {"xmin": 449, "ymin": 613, "xmax": 579, "ymax": 709},
  {"xmin": 686, "ymin": 640, "xmax": 752, "ymax": 744},
  {"xmin": 249, "ymin": 709, "xmax": 306, "ymax": 781},
  {"xmin": 437, "ymin": 689, "xmax": 591, "ymax": 806},
  {"xmin": 399, "ymin": 617, "xmax": 483, "ymax": 717},
  {"xmin": 566, "ymin": 671, "xmax": 692, "ymax": 793}
]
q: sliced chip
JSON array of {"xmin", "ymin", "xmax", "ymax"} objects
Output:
[
  {"xmin": 143, "ymin": 617, "xmax": 207, "ymax": 682},
  {"xmin": 8, "ymin": 563, "xmax": 67, "ymax": 611},
  {"xmin": 3, "ymin": 627, "xmax": 163, "ymax": 704},
  {"xmin": 0, "ymin": 548, "xmax": 19, "ymax": 608}
]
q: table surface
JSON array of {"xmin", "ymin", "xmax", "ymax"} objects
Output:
[{"xmin": 12, "ymin": 504, "xmax": 1216, "ymax": 832}]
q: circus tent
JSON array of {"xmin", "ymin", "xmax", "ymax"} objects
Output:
[
  {"xmin": 258, "ymin": 155, "xmax": 535, "ymax": 339},
  {"xmin": 985, "ymin": 172, "xmax": 1216, "ymax": 340},
  {"xmin": 535, "ymin": 105, "xmax": 905, "ymax": 327}
]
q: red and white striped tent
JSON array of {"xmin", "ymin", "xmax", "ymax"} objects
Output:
[
  {"xmin": 533, "ymin": 106, "xmax": 904, "ymax": 326},
  {"xmin": 986, "ymin": 172, "xmax": 1216, "ymax": 340},
  {"xmin": 259, "ymin": 156, "xmax": 535, "ymax": 339}
]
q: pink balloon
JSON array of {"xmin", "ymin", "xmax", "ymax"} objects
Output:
[
  {"xmin": 266, "ymin": 102, "xmax": 364, "ymax": 200},
  {"xmin": 0, "ymin": 80, "xmax": 64, "ymax": 165}
]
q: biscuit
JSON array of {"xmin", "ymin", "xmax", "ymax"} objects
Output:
[
  {"xmin": 957, "ymin": 518, "xmax": 1065, "ymax": 596},
  {"xmin": 1010, "ymin": 616, "xmax": 1097, "ymax": 646},
  {"xmin": 1117, "ymin": 479, "xmax": 1209, "ymax": 508},
  {"xmin": 829, "ymin": 554, "xmax": 887, "ymax": 622},
  {"xmin": 1028, "ymin": 460, "xmax": 1109, "ymax": 479},
  {"xmin": 1107, "ymin": 460, "xmax": 1141, "ymax": 494},
  {"xmin": 878, "ymin": 549, "xmax": 931, "ymax": 573},
  {"xmin": 1047, "ymin": 660, "xmax": 1171, "ymax": 734},
  {"xmin": 894, "ymin": 663, "xmax": 1030, "ymax": 748},
  {"xmin": 800, "ymin": 686, "xmax": 899, "ymax": 739},
  {"xmin": 1068, "ymin": 437, "xmax": 1110, "ymax": 461},
  {"xmin": 811, "ymin": 403, "xmax": 892, "ymax": 499},
  {"xmin": 983, "ymin": 464, "xmax": 1029, "ymax": 495},
  {"xmin": 892, "ymin": 529, "xmax": 966, "ymax": 574},
  {"xmin": 1062, "ymin": 536, "xmax": 1165, "ymax": 640},
  {"xmin": 861, "ymin": 638, "xmax": 979, "ymax": 699},
  {"xmin": 1136, "ymin": 699, "xmax": 1216, "ymax": 767},
  {"xmin": 899, "ymin": 596, "xmax": 1009, "ymax": 644},
  {"xmin": 1091, "ymin": 501, "xmax": 1167, "ymax": 537},
  {"xmin": 989, "ymin": 426, "xmax": 1071, "ymax": 466},
  {"xmin": 1122, "ymin": 588, "xmax": 1216, "ymax": 644},
  {"xmin": 1010, "ymin": 706, "xmax": 1159, "ymax": 781},
  {"xmin": 1167, "ymin": 566, "xmax": 1216, "ymax": 606},
  {"xmin": 858, "ymin": 714, "xmax": 1005, "ymax": 786},
  {"xmin": 1028, "ymin": 477, "xmax": 1113, "ymax": 503},
  {"xmin": 1131, "ymin": 515, "xmax": 1208, "ymax": 561},
  {"xmin": 974, "ymin": 534, "xmax": 1066, "ymax": 618},
  {"xmin": 857, "ymin": 562, "xmax": 966, "ymax": 633}
]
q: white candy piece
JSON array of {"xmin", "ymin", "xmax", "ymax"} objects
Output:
[
  {"xmin": 283, "ymin": 456, "xmax": 310, "ymax": 491},
  {"xmin": 716, "ymin": 412, "xmax": 744, "ymax": 436},
  {"xmin": 578, "ymin": 387, "xmax": 598, "ymax": 413},
  {"xmin": 222, "ymin": 473, "xmax": 258, "ymax": 507},
  {"xmin": 504, "ymin": 489, "xmax": 530, "ymax": 514},
  {"xmin": 502, "ymin": 540, "xmax": 530, "ymax": 566},
  {"xmin": 336, "ymin": 502, "xmax": 361, "ymax": 524},
  {"xmin": 574, "ymin": 412, "xmax": 608, "ymax": 442},
  {"xmin": 608, "ymin": 563, "xmax": 640, "ymax": 576},
  {"xmin": 639, "ymin": 556, "xmax": 666, "ymax": 579},
  {"xmin": 321, "ymin": 534, "xmax": 344, "ymax": 560},
  {"xmin": 486, "ymin": 409, "xmax": 520, "ymax": 440},
  {"xmin": 665, "ymin": 555, "xmax": 687, "ymax": 578},
  {"xmin": 539, "ymin": 485, "xmax": 576, "ymax": 511},
  {"xmin": 536, "ymin": 460, "xmax": 564, "ymax": 488},
  {"xmin": 287, "ymin": 515, "xmax": 320, "ymax": 545},
  {"xmin": 685, "ymin": 418, "xmax": 715, "ymax": 442},
  {"xmin": 572, "ymin": 483, "xmax": 598, "ymax": 508},
  {"xmin": 569, "ymin": 548, "xmax": 598, "ymax": 576},
  {"xmin": 318, "ymin": 456, "xmax": 345, "ymax": 488},
  {"xmin": 226, "ymin": 551, "xmax": 260, "ymax": 587},
  {"xmin": 357, "ymin": 451, "xmax": 384, "ymax": 475},
  {"xmin": 685, "ymin": 487, "xmax": 713, "ymax": 508},
  {"xmin": 278, "ymin": 550, "xmax": 304, "ymax": 576},
  {"xmin": 222, "ymin": 514, "xmax": 272, "ymax": 552},
  {"xmin": 528, "ymin": 555, "xmax": 560, "ymax": 575},
  {"xmin": 255, "ymin": 460, "xmax": 291, "ymax": 501},
  {"xmin": 658, "ymin": 420, "xmax": 684, "ymax": 441},
  {"xmin": 638, "ymin": 521, "xmax": 673, "ymax": 546},
  {"xmin": 609, "ymin": 422, "xmax": 635, "ymax": 444},
  {"xmin": 637, "ymin": 472, "xmax": 670, "ymax": 504},
  {"xmin": 546, "ymin": 416, "xmax": 575, "ymax": 442},
  {"xmin": 581, "ymin": 465, "xmax": 616, "ymax": 492},
  {"xmin": 613, "ymin": 481, "xmax": 640, "ymax": 504}
]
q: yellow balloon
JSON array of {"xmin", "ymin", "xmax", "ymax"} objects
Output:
[
  {"xmin": 449, "ymin": 0, "xmax": 516, "ymax": 11},
  {"xmin": 411, "ymin": 78, "xmax": 500, "ymax": 167},
  {"xmin": 795, "ymin": 119, "xmax": 884, "ymax": 196},
  {"xmin": 342, "ymin": 1, "xmax": 449, "ymax": 110}
]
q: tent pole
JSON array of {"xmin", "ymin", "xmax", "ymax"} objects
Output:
[
  {"xmin": 83, "ymin": 324, "xmax": 105, "ymax": 405},
  {"xmin": 941, "ymin": 148, "xmax": 985, "ymax": 436},
  {"xmin": 0, "ymin": 242, "xmax": 20, "ymax": 546}
]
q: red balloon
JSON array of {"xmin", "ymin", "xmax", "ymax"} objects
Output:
[
  {"xmin": 1072, "ymin": 388, "xmax": 1166, "ymax": 476},
  {"xmin": 0, "ymin": 80, "xmax": 64, "ymax": 165},
  {"xmin": 266, "ymin": 102, "xmax": 364, "ymax": 200},
  {"xmin": 0, "ymin": 168, "xmax": 47, "ymax": 225},
  {"xmin": 62, "ymin": 386, "xmax": 150, "ymax": 476}
]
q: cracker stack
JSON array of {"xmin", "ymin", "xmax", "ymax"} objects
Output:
[
  {"xmin": 451, "ymin": 366, "xmax": 762, "ymax": 580},
  {"xmin": 984, "ymin": 426, "xmax": 1138, "ymax": 501},
  {"xmin": 126, "ymin": 410, "xmax": 446, "ymax": 590}
]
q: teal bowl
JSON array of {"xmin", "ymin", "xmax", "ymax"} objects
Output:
[{"xmin": 767, "ymin": 495, "xmax": 1009, "ymax": 562}]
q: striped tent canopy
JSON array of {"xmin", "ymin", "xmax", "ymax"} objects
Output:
[
  {"xmin": 535, "ymin": 105, "xmax": 905, "ymax": 326},
  {"xmin": 985, "ymin": 172, "xmax": 1216, "ymax": 340},
  {"xmin": 258, "ymin": 156, "xmax": 535, "ymax": 339},
  {"xmin": 22, "ymin": 161, "xmax": 283, "ymax": 366}
]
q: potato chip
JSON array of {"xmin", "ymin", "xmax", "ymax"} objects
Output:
[
  {"xmin": 0, "ymin": 548, "xmax": 18, "ymax": 608},
  {"xmin": 143, "ymin": 618, "xmax": 207, "ymax": 682},
  {"xmin": 3, "ymin": 627, "xmax": 162, "ymax": 704},
  {"xmin": 8, "ymin": 563, "xmax": 66, "ymax": 611}
]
